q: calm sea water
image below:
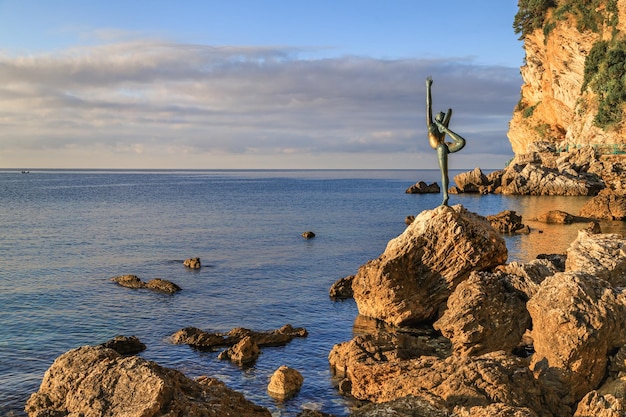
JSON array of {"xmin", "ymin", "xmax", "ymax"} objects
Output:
[{"xmin": 2, "ymin": 169, "xmax": 625, "ymax": 417}]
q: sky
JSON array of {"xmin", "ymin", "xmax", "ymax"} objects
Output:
[{"xmin": 0, "ymin": 0, "xmax": 524, "ymax": 170}]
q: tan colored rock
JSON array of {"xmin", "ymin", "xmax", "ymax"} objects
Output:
[
  {"xmin": 433, "ymin": 271, "xmax": 531, "ymax": 356},
  {"xmin": 100, "ymin": 335, "xmax": 146, "ymax": 355},
  {"xmin": 580, "ymin": 188, "xmax": 626, "ymax": 220},
  {"xmin": 495, "ymin": 259, "xmax": 562, "ymax": 299},
  {"xmin": 527, "ymin": 271, "xmax": 626, "ymax": 404},
  {"xmin": 329, "ymin": 275, "xmax": 354, "ymax": 300},
  {"xmin": 217, "ymin": 335, "xmax": 260, "ymax": 365},
  {"xmin": 535, "ymin": 210, "xmax": 576, "ymax": 224},
  {"xmin": 352, "ymin": 205, "xmax": 507, "ymax": 325},
  {"xmin": 171, "ymin": 324, "xmax": 307, "ymax": 349},
  {"xmin": 453, "ymin": 167, "xmax": 490, "ymax": 193},
  {"xmin": 351, "ymin": 394, "xmax": 450, "ymax": 417},
  {"xmin": 183, "ymin": 257, "xmax": 201, "ymax": 268},
  {"xmin": 486, "ymin": 210, "xmax": 529, "ymax": 234},
  {"xmin": 267, "ymin": 365, "xmax": 303, "ymax": 400},
  {"xmin": 405, "ymin": 181, "xmax": 440, "ymax": 194},
  {"xmin": 145, "ymin": 278, "xmax": 181, "ymax": 294},
  {"xmin": 453, "ymin": 403, "xmax": 540, "ymax": 417},
  {"xmin": 25, "ymin": 345, "xmax": 271, "ymax": 417},
  {"xmin": 565, "ymin": 230, "xmax": 626, "ymax": 287},
  {"xmin": 498, "ymin": 162, "xmax": 603, "ymax": 196},
  {"xmin": 573, "ymin": 390, "xmax": 625, "ymax": 417},
  {"xmin": 111, "ymin": 274, "xmax": 144, "ymax": 289},
  {"xmin": 328, "ymin": 339, "xmax": 568, "ymax": 417}
]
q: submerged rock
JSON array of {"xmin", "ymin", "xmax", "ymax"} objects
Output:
[
  {"xmin": 25, "ymin": 345, "xmax": 271, "ymax": 417},
  {"xmin": 351, "ymin": 205, "xmax": 507, "ymax": 326}
]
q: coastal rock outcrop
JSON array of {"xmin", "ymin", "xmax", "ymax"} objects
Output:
[
  {"xmin": 486, "ymin": 210, "xmax": 529, "ymax": 234},
  {"xmin": 217, "ymin": 335, "xmax": 260, "ymax": 365},
  {"xmin": 433, "ymin": 270, "xmax": 531, "ymax": 356},
  {"xmin": 405, "ymin": 181, "xmax": 440, "ymax": 194},
  {"xmin": 351, "ymin": 205, "xmax": 507, "ymax": 326},
  {"xmin": 25, "ymin": 345, "xmax": 271, "ymax": 417},
  {"xmin": 579, "ymin": 188, "xmax": 626, "ymax": 220},
  {"xmin": 171, "ymin": 324, "xmax": 307, "ymax": 350},
  {"xmin": 329, "ymin": 275, "xmax": 354, "ymax": 300},
  {"xmin": 527, "ymin": 271, "xmax": 626, "ymax": 404},
  {"xmin": 100, "ymin": 335, "xmax": 146, "ymax": 355},
  {"xmin": 565, "ymin": 230, "xmax": 626, "ymax": 287},
  {"xmin": 111, "ymin": 274, "xmax": 181, "ymax": 294}
]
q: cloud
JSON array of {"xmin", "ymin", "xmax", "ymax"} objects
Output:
[{"xmin": 0, "ymin": 40, "xmax": 521, "ymax": 168}]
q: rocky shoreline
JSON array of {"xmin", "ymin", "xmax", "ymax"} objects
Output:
[{"xmin": 25, "ymin": 194, "xmax": 626, "ymax": 416}]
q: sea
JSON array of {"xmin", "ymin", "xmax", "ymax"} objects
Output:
[{"xmin": 2, "ymin": 169, "xmax": 626, "ymax": 417}]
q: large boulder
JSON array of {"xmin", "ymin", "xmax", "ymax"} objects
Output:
[
  {"xmin": 486, "ymin": 210, "xmax": 529, "ymax": 234},
  {"xmin": 527, "ymin": 271, "xmax": 626, "ymax": 404},
  {"xmin": 433, "ymin": 271, "xmax": 531, "ymax": 356},
  {"xmin": 453, "ymin": 167, "xmax": 490, "ymax": 193},
  {"xmin": 579, "ymin": 188, "xmax": 626, "ymax": 220},
  {"xmin": 25, "ymin": 345, "xmax": 271, "ymax": 417},
  {"xmin": 351, "ymin": 205, "xmax": 507, "ymax": 326},
  {"xmin": 565, "ymin": 231, "xmax": 626, "ymax": 287}
]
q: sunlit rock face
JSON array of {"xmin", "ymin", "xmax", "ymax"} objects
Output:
[{"xmin": 508, "ymin": 2, "xmax": 626, "ymax": 155}]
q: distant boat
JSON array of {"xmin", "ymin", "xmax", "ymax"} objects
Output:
[{"xmin": 21, "ymin": 170, "xmax": 30, "ymax": 174}]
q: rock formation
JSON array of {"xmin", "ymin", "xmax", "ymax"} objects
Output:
[
  {"xmin": 405, "ymin": 181, "xmax": 440, "ymax": 194},
  {"xmin": 267, "ymin": 365, "xmax": 304, "ymax": 400},
  {"xmin": 171, "ymin": 324, "xmax": 307, "ymax": 350},
  {"xmin": 25, "ymin": 345, "xmax": 271, "ymax": 417},
  {"xmin": 217, "ymin": 335, "xmax": 260, "ymax": 365},
  {"xmin": 111, "ymin": 274, "xmax": 181, "ymax": 294},
  {"xmin": 486, "ymin": 210, "xmax": 530, "ymax": 234},
  {"xmin": 183, "ymin": 257, "xmax": 201, "ymax": 269},
  {"xmin": 330, "ymin": 201, "xmax": 626, "ymax": 416},
  {"xmin": 351, "ymin": 205, "xmax": 507, "ymax": 326},
  {"xmin": 579, "ymin": 188, "xmax": 626, "ymax": 220}
]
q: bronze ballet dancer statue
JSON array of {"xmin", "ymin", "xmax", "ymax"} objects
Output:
[{"xmin": 426, "ymin": 76, "xmax": 466, "ymax": 206}]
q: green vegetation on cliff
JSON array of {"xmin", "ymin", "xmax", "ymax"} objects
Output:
[{"xmin": 515, "ymin": 0, "xmax": 624, "ymax": 128}]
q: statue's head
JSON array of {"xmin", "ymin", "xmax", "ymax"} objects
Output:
[{"xmin": 435, "ymin": 112, "xmax": 445, "ymax": 122}]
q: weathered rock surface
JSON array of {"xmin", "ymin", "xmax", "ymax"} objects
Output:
[
  {"xmin": 171, "ymin": 324, "xmax": 307, "ymax": 350},
  {"xmin": 579, "ymin": 188, "xmax": 626, "ymax": 220},
  {"xmin": 573, "ymin": 390, "xmax": 625, "ymax": 417},
  {"xmin": 486, "ymin": 210, "xmax": 529, "ymax": 234},
  {"xmin": 351, "ymin": 205, "xmax": 507, "ymax": 326},
  {"xmin": 329, "ymin": 340, "xmax": 568, "ymax": 417},
  {"xmin": 535, "ymin": 210, "xmax": 584, "ymax": 224},
  {"xmin": 433, "ymin": 271, "xmax": 531, "ymax": 356},
  {"xmin": 183, "ymin": 257, "xmax": 201, "ymax": 269},
  {"xmin": 217, "ymin": 335, "xmax": 260, "ymax": 365},
  {"xmin": 100, "ymin": 335, "xmax": 146, "ymax": 355},
  {"xmin": 25, "ymin": 345, "xmax": 271, "ymax": 417},
  {"xmin": 267, "ymin": 365, "xmax": 304, "ymax": 400},
  {"xmin": 329, "ymin": 275, "xmax": 354, "ymax": 300},
  {"xmin": 405, "ymin": 181, "xmax": 440, "ymax": 194},
  {"xmin": 495, "ymin": 258, "xmax": 562, "ymax": 299},
  {"xmin": 527, "ymin": 271, "xmax": 626, "ymax": 404},
  {"xmin": 498, "ymin": 162, "xmax": 603, "ymax": 196},
  {"xmin": 452, "ymin": 167, "xmax": 490, "ymax": 194},
  {"xmin": 565, "ymin": 230, "xmax": 626, "ymax": 287},
  {"xmin": 111, "ymin": 274, "xmax": 181, "ymax": 294}
]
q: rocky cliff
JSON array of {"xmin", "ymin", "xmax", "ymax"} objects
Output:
[{"xmin": 509, "ymin": 0, "xmax": 626, "ymax": 155}]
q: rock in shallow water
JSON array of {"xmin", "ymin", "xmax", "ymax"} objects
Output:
[{"xmin": 25, "ymin": 345, "xmax": 271, "ymax": 417}]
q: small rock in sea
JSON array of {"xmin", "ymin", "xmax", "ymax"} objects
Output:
[
  {"xmin": 329, "ymin": 275, "xmax": 354, "ymax": 300},
  {"xmin": 183, "ymin": 257, "xmax": 201, "ymax": 269},
  {"xmin": 267, "ymin": 365, "xmax": 304, "ymax": 400},
  {"xmin": 405, "ymin": 181, "xmax": 440, "ymax": 194},
  {"xmin": 302, "ymin": 231, "xmax": 316, "ymax": 239},
  {"xmin": 111, "ymin": 275, "xmax": 181, "ymax": 294},
  {"xmin": 100, "ymin": 335, "xmax": 146, "ymax": 355},
  {"xmin": 217, "ymin": 335, "xmax": 260, "ymax": 365},
  {"xmin": 145, "ymin": 278, "xmax": 181, "ymax": 294}
]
